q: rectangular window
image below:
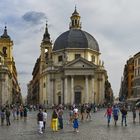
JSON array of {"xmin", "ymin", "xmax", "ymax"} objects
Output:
[
  {"xmin": 134, "ymin": 69, "xmax": 136, "ymax": 77},
  {"xmin": 91, "ymin": 55, "xmax": 95, "ymax": 62},
  {"xmin": 75, "ymin": 54, "xmax": 81, "ymax": 59},
  {"xmin": 136, "ymin": 69, "xmax": 138, "ymax": 76},
  {"xmin": 138, "ymin": 58, "xmax": 140, "ymax": 65},
  {"xmin": 58, "ymin": 55, "xmax": 63, "ymax": 62},
  {"xmin": 139, "ymin": 67, "xmax": 140, "ymax": 76},
  {"xmin": 135, "ymin": 60, "xmax": 137, "ymax": 67},
  {"xmin": 43, "ymin": 83, "xmax": 46, "ymax": 88}
]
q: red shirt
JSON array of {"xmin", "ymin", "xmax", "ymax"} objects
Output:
[{"xmin": 106, "ymin": 108, "xmax": 112, "ymax": 116}]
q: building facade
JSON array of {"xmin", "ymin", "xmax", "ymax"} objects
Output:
[
  {"xmin": 0, "ymin": 26, "xmax": 22, "ymax": 106},
  {"xmin": 0, "ymin": 52, "xmax": 12, "ymax": 106},
  {"xmin": 133, "ymin": 52, "xmax": 140, "ymax": 98},
  {"xmin": 119, "ymin": 57, "xmax": 134, "ymax": 100},
  {"xmin": 119, "ymin": 52, "xmax": 140, "ymax": 101},
  {"xmin": 28, "ymin": 8, "xmax": 113, "ymax": 106}
]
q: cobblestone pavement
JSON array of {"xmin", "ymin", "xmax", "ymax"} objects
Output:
[{"xmin": 0, "ymin": 109, "xmax": 140, "ymax": 140}]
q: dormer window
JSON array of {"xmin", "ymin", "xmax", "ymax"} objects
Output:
[{"xmin": 75, "ymin": 54, "xmax": 81, "ymax": 59}]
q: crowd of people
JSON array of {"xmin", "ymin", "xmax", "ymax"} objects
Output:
[
  {"xmin": 36, "ymin": 103, "xmax": 140, "ymax": 134},
  {"xmin": 0, "ymin": 104, "xmax": 28, "ymax": 126},
  {"xmin": 105, "ymin": 104, "xmax": 140, "ymax": 127},
  {"xmin": 1, "ymin": 103, "xmax": 140, "ymax": 135},
  {"xmin": 37, "ymin": 103, "xmax": 93, "ymax": 134}
]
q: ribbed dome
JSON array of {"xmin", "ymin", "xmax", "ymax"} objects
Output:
[{"xmin": 53, "ymin": 29, "xmax": 99, "ymax": 52}]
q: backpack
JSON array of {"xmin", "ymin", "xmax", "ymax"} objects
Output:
[{"xmin": 6, "ymin": 110, "xmax": 10, "ymax": 117}]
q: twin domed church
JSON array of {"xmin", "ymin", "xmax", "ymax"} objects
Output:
[{"xmin": 27, "ymin": 8, "xmax": 113, "ymax": 106}]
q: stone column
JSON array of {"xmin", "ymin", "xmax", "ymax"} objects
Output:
[
  {"xmin": 47, "ymin": 74, "xmax": 51, "ymax": 106},
  {"xmin": 46, "ymin": 74, "xmax": 53, "ymax": 106},
  {"xmin": 97, "ymin": 74, "xmax": 102, "ymax": 104},
  {"xmin": 91, "ymin": 76, "xmax": 94, "ymax": 103},
  {"xmin": 64, "ymin": 76, "xmax": 68, "ymax": 105},
  {"xmin": 53, "ymin": 79, "xmax": 56, "ymax": 105},
  {"xmin": 85, "ymin": 76, "xmax": 89, "ymax": 103},
  {"xmin": 50, "ymin": 79, "xmax": 54, "ymax": 106},
  {"xmin": 71, "ymin": 76, "xmax": 74, "ymax": 105},
  {"xmin": 61, "ymin": 78, "xmax": 64, "ymax": 104}
]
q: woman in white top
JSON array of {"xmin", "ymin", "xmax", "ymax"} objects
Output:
[{"xmin": 43, "ymin": 109, "xmax": 47, "ymax": 130}]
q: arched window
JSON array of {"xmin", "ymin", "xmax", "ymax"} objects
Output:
[
  {"xmin": 3, "ymin": 47, "xmax": 7, "ymax": 57},
  {"xmin": 72, "ymin": 20, "xmax": 74, "ymax": 26},
  {"xmin": 45, "ymin": 48, "xmax": 48, "ymax": 53}
]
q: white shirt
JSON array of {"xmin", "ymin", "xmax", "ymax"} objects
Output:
[
  {"xmin": 73, "ymin": 108, "xmax": 78, "ymax": 113},
  {"xmin": 43, "ymin": 112, "xmax": 47, "ymax": 122}
]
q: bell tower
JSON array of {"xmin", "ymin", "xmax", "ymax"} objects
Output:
[
  {"xmin": 69, "ymin": 6, "xmax": 82, "ymax": 29},
  {"xmin": 40, "ymin": 22, "xmax": 52, "ymax": 72},
  {"xmin": 0, "ymin": 26, "xmax": 21, "ymax": 105},
  {"xmin": 0, "ymin": 26, "xmax": 13, "ymax": 72}
]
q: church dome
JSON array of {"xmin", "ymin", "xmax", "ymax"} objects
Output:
[
  {"xmin": 53, "ymin": 7, "xmax": 99, "ymax": 52},
  {"xmin": 53, "ymin": 29, "xmax": 99, "ymax": 52}
]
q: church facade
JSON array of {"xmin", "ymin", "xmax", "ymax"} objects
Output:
[{"xmin": 28, "ymin": 8, "xmax": 112, "ymax": 106}]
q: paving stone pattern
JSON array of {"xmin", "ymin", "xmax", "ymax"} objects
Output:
[{"xmin": 0, "ymin": 110, "xmax": 140, "ymax": 140}]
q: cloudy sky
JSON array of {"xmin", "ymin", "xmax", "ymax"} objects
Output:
[{"xmin": 0, "ymin": 0, "xmax": 139, "ymax": 97}]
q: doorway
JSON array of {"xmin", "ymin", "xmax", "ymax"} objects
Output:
[
  {"xmin": 58, "ymin": 95, "xmax": 61, "ymax": 104},
  {"xmin": 74, "ymin": 92, "xmax": 81, "ymax": 105}
]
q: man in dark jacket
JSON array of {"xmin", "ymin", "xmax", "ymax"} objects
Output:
[
  {"xmin": 5, "ymin": 107, "xmax": 11, "ymax": 126},
  {"xmin": 120, "ymin": 106, "xmax": 127, "ymax": 126}
]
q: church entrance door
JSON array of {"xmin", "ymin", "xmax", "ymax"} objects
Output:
[
  {"xmin": 74, "ymin": 92, "xmax": 81, "ymax": 105},
  {"xmin": 58, "ymin": 95, "xmax": 61, "ymax": 104}
]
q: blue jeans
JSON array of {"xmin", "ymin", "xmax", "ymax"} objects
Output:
[
  {"xmin": 122, "ymin": 115, "xmax": 127, "ymax": 125},
  {"xmin": 58, "ymin": 117, "xmax": 63, "ymax": 129},
  {"xmin": 107, "ymin": 115, "xmax": 111, "ymax": 124}
]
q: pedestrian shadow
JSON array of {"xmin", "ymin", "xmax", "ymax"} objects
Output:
[
  {"xmin": 43, "ymin": 129, "xmax": 79, "ymax": 135},
  {"xmin": 16, "ymin": 130, "xmax": 38, "ymax": 136}
]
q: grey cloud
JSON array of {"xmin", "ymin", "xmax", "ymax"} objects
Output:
[
  {"xmin": 22, "ymin": 11, "xmax": 47, "ymax": 25},
  {"xmin": 1, "ymin": 0, "xmax": 139, "ymax": 97}
]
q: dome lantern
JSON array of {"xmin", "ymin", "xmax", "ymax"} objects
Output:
[{"xmin": 69, "ymin": 6, "xmax": 81, "ymax": 29}]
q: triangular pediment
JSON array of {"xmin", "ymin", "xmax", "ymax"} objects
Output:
[{"xmin": 64, "ymin": 57, "xmax": 97, "ymax": 69}]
